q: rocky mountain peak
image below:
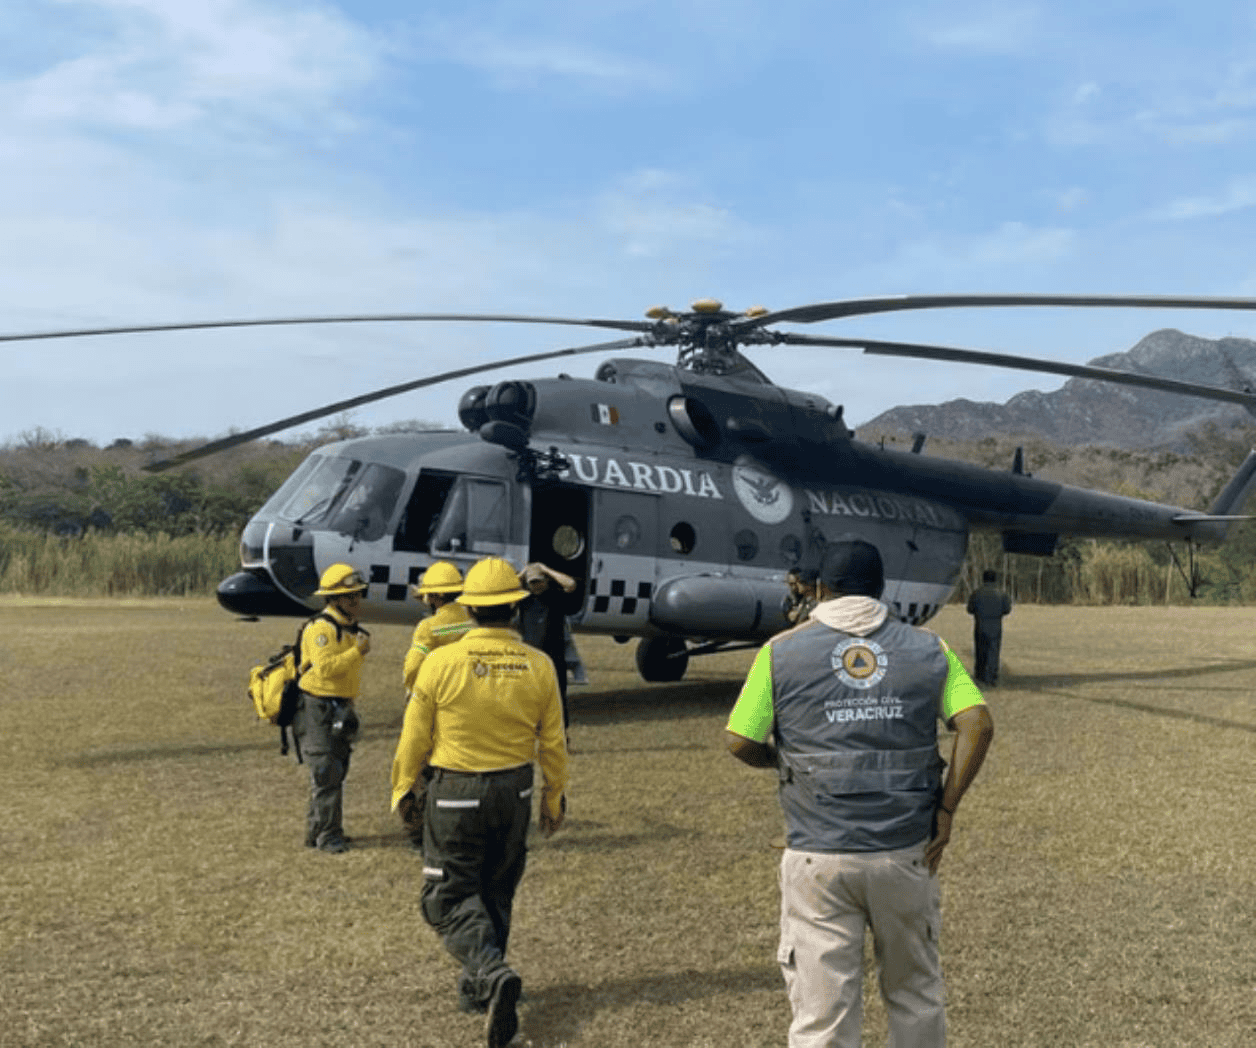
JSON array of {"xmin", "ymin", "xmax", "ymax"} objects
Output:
[{"xmin": 859, "ymin": 329, "xmax": 1256, "ymax": 450}]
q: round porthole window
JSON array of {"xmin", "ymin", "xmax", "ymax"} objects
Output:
[
  {"xmin": 552, "ymin": 524, "xmax": 584, "ymax": 559},
  {"xmin": 614, "ymin": 515, "xmax": 641, "ymax": 550},
  {"xmin": 670, "ymin": 522, "xmax": 696, "ymax": 555},
  {"xmin": 735, "ymin": 529, "xmax": 759, "ymax": 561}
]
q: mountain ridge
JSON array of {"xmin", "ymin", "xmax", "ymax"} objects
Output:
[{"xmin": 858, "ymin": 328, "xmax": 1256, "ymax": 450}]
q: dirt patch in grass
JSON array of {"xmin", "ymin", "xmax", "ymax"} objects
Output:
[{"xmin": 3, "ymin": 600, "xmax": 1255, "ymax": 1046}]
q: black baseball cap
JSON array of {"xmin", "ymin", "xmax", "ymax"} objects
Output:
[{"xmin": 819, "ymin": 536, "xmax": 884, "ymax": 598}]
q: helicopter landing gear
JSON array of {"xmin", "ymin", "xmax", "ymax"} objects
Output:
[{"xmin": 635, "ymin": 636, "xmax": 689, "ymax": 682}]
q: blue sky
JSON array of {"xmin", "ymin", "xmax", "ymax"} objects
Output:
[{"xmin": 7, "ymin": 0, "xmax": 1256, "ymax": 447}]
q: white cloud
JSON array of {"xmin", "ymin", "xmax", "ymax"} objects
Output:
[
  {"xmin": 9, "ymin": 0, "xmax": 379, "ymax": 129},
  {"xmin": 873, "ymin": 221, "xmax": 1078, "ymax": 288},
  {"xmin": 595, "ymin": 169, "xmax": 752, "ymax": 259},
  {"xmin": 1152, "ymin": 176, "xmax": 1256, "ymax": 221},
  {"xmin": 916, "ymin": 2, "xmax": 1040, "ymax": 53},
  {"xmin": 414, "ymin": 18, "xmax": 669, "ymax": 93}
]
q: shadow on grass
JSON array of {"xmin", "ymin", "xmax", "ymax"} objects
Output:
[
  {"xmin": 571, "ymin": 681, "xmax": 741, "ymax": 724},
  {"xmin": 62, "ymin": 681, "xmax": 742, "ymax": 768},
  {"xmin": 64, "ymin": 737, "xmax": 285, "ymax": 766},
  {"xmin": 522, "ymin": 965, "xmax": 781, "ymax": 1044},
  {"xmin": 1010, "ymin": 658, "xmax": 1256, "ymax": 689},
  {"xmin": 1062, "ymin": 693, "xmax": 1256, "ymax": 733},
  {"xmin": 1011, "ymin": 660, "xmax": 1256, "ymax": 733}
]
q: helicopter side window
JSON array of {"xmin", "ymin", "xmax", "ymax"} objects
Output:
[
  {"xmin": 277, "ymin": 458, "xmax": 361, "ymax": 525},
  {"xmin": 395, "ymin": 471, "xmax": 458, "ymax": 553},
  {"xmin": 326, "ymin": 464, "xmax": 406, "ymax": 543},
  {"xmin": 734, "ymin": 529, "xmax": 759, "ymax": 562},
  {"xmin": 669, "ymin": 521, "xmax": 697, "ymax": 555},
  {"xmin": 430, "ymin": 477, "xmax": 509, "ymax": 554},
  {"xmin": 780, "ymin": 534, "xmax": 802, "ymax": 566}
]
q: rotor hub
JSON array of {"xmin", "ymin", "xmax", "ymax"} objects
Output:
[{"xmin": 646, "ymin": 300, "xmax": 772, "ymax": 374}]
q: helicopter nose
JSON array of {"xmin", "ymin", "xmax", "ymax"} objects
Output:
[{"xmin": 217, "ymin": 570, "xmax": 311, "ymax": 618}]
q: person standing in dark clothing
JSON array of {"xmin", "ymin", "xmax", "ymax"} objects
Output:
[
  {"xmin": 517, "ymin": 562, "xmax": 578, "ymax": 729},
  {"xmin": 966, "ymin": 569, "xmax": 1013, "ymax": 686}
]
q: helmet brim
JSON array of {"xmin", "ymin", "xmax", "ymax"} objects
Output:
[{"xmin": 456, "ymin": 588, "xmax": 527, "ymax": 607}]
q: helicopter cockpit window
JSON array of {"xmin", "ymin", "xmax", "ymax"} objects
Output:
[
  {"xmin": 326, "ymin": 464, "xmax": 406, "ymax": 543},
  {"xmin": 430, "ymin": 477, "xmax": 509, "ymax": 554},
  {"xmin": 256, "ymin": 454, "xmax": 321, "ymax": 518},
  {"xmin": 277, "ymin": 457, "xmax": 361, "ymax": 525}
]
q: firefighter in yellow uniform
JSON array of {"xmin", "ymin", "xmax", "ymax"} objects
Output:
[
  {"xmin": 397, "ymin": 561, "xmax": 474, "ymax": 846},
  {"xmin": 402, "ymin": 561, "xmax": 473, "ymax": 695},
  {"xmin": 391, "ymin": 557, "xmax": 569, "ymax": 1048},
  {"xmin": 295, "ymin": 563, "xmax": 371, "ymax": 854}
]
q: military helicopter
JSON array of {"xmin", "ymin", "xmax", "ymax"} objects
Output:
[{"xmin": 10, "ymin": 293, "xmax": 1256, "ymax": 682}]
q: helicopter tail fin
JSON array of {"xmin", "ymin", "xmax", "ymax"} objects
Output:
[
  {"xmin": 1176, "ymin": 449, "xmax": 1256, "ymax": 540},
  {"xmin": 1208, "ymin": 449, "xmax": 1256, "ymax": 519}
]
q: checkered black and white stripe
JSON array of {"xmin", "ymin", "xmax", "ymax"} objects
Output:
[
  {"xmin": 366, "ymin": 562, "xmax": 425, "ymax": 602},
  {"xmin": 587, "ymin": 576, "xmax": 653, "ymax": 617}
]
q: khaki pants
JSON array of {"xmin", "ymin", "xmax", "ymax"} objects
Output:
[{"xmin": 778, "ymin": 843, "xmax": 946, "ymax": 1048}]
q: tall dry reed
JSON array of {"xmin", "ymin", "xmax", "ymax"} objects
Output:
[{"xmin": 0, "ymin": 526, "xmax": 239, "ymax": 596}]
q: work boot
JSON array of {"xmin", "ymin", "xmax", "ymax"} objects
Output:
[{"xmin": 485, "ymin": 969, "xmax": 522, "ymax": 1047}]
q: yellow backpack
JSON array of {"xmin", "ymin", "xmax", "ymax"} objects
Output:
[{"xmin": 247, "ymin": 613, "xmax": 337, "ymax": 760}]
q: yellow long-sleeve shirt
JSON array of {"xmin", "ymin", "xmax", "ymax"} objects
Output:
[
  {"xmin": 298, "ymin": 606, "xmax": 365, "ymax": 700},
  {"xmin": 390, "ymin": 626, "xmax": 569, "ymax": 820},
  {"xmin": 402, "ymin": 602, "xmax": 473, "ymax": 693}
]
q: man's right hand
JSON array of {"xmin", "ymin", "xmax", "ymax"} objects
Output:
[
  {"xmin": 539, "ymin": 797, "xmax": 566, "ymax": 837},
  {"xmin": 357, "ymin": 633, "xmax": 372, "ymax": 655}
]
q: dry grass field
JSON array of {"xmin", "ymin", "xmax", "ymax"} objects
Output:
[{"xmin": 4, "ymin": 599, "xmax": 1256, "ymax": 1048}]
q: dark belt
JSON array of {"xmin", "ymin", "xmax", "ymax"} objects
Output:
[{"xmin": 431, "ymin": 764, "xmax": 529, "ymax": 780}]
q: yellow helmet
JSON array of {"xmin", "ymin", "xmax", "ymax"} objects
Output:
[
  {"xmin": 413, "ymin": 561, "xmax": 464, "ymax": 596},
  {"xmin": 314, "ymin": 562, "xmax": 368, "ymax": 596},
  {"xmin": 456, "ymin": 557, "xmax": 528, "ymax": 607}
]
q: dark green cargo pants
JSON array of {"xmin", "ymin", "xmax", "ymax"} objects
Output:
[
  {"xmin": 294, "ymin": 693, "xmax": 356, "ymax": 849},
  {"xmin": 421, "ymin": 764, "xmax": 534, "ymax": 1008}
]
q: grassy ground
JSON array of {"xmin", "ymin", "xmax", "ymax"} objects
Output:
[{"xmin": 3, "ymin": 599, "xmax": 1255, "ymax": 1047}]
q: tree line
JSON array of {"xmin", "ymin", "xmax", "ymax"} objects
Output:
[{"xmin": 3, "ymin": 424, "xmax": 1256, "ymax": 602}]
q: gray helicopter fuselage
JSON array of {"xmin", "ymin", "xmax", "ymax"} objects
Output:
[{"xmin": 218, "ymin": 357, "xmax": 1256, "ymax": 641}]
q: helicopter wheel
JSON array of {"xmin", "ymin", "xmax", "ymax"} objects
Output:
[{"xmin": 635, "ymin": 636, "xmax": 690, "ymax": 682}]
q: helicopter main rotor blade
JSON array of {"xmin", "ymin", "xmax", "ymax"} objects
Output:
[
  {"xmin": 0, "ymin": 312, "xmax": 656, "ymax": 344},
  {"xmin": 741, "ymin": 293, "xmax": 1256, "ymax": 329},
  {"xmin": 143, "ymin": 333, "xmax": 652, "ymax": 472},
  {"xmin": 774, "ymin": 332, "xmax": 1256, "ymax": 410}
]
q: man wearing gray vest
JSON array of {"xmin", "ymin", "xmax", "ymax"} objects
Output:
[{"xmin": 726, "ymin": 537, "xmax": 994, "ymax": 1048}]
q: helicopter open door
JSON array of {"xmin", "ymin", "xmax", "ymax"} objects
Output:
[{"xmin": 528, "ymin": 483, "xmax": 592, "ymax": 613}]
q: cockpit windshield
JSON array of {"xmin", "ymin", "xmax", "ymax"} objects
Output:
[
  {"xmin": 326, "ymin": 464, "xmax": 406, "ymax": 542},
  {"xmin": 276, "ymin": 457, "xmax": 361, "ymax": 525}
]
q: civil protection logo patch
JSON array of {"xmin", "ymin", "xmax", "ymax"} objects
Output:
[
  {"xmin": 472, "ymin": 660, "xmax": 489, "ymax": 678},
  {"xmin": 830, "ymin": 638, "xmax": 888, "ymax": 689}
]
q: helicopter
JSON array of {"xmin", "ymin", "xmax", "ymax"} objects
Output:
[{"xmin": 10, "ymin": 292, "xmax": 1256, "ymax": 682}]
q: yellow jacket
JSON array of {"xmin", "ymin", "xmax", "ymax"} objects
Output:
[
  {"xmin": 402, "ymin": 602, "xmax": 473, "ymax": 693},
  {"xmin": 391, "ymin": 627, "xmax": 569, "ymax": 820},
  {"xmin": 298, "ymin": 606, "xmax": 366, "ymax": 700}
]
